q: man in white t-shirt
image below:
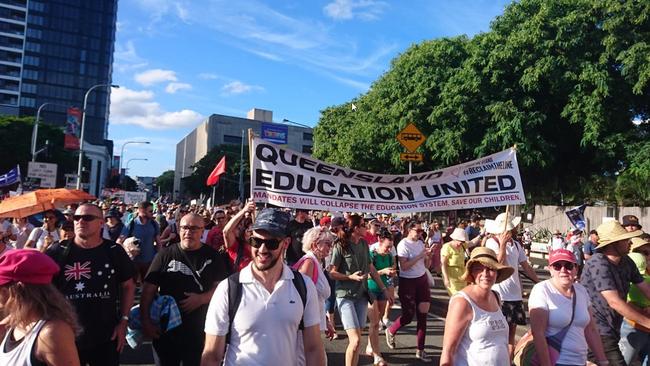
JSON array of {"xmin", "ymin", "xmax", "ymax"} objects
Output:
[
  {"xmin": 201, "ymin": 208, "xmax": 325, "ymax": 366},
  {"xmin": 484, "ymin": 213, "xmax": 540, "ymax": 359}
]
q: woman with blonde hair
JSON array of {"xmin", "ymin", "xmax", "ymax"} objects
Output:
[
  {"xmin": 440, "ymin": 247, "xmax": 513, "ymax": 366},
  {"xmin": 0, "ymin": 249, "xmax": 80, "ymax": 365},
  {"xmin": 293, "ymin": 226, "xmax": 337, "ymax": 365}
]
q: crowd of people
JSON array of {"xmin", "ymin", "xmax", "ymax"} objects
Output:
[{"xmin": 0, "ymin": 198, "xmax": 648, "ymax": 366}]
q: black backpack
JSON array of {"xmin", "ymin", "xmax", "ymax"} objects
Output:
[{"xmin": 225, "ymin": 269, "xmax": 307, "ymax": 343}]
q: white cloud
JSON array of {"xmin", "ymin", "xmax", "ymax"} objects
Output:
[
  {"xmin": 134, "ymin": 69, "xmax": 178, "ymax": 86},
  {"xmin": 165, "ymin": 82, "xmax": 192, "ymax": 93},
  {"xmin": 198, "ymin": 72, "xmax": 220, "ymax": 80},
  {"xmin": 114, "ymin": 40, "xmax": 148, "ymax": 73},
  {"xmin": 220, "ymin": 81, "xmax": 264, "ymax": 96},
  {"xmin": 323, "ymin": 0, "xmax": 388, "ymax": 21},
  {"xmin": 110, "ymin": 87, "xmax": 204, "ymax": 129},
  {"xmin": 129, "ymin": 0, "xmax": 396, "ymax": 89}
]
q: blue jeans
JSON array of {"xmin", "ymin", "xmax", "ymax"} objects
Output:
[
  {"xmin": 336, "ymin": 297, "xmax": 368, "ymax": 330},
  {"xmin": 620, "ymin": 320, "xmax": 650, "ymax": 366}
]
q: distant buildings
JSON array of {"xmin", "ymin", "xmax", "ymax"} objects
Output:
[
  {"xmin": 0, "ymin": 0, "xmax": 118, "ymax": 195},
  {"xmin": 174, "ymin": 108, "xmax": 313, "ymax": 200}
]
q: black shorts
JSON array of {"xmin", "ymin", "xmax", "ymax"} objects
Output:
[{"xmin": 501, "ymin": 300, "xmax": 527, "ymax": 326}]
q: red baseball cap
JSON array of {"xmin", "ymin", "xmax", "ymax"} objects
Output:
[
  {"xmin": 0, "ymin": 250, "xmax": 60, "ymax": 286},
  {"xmin": 548, "ymin": 248, "xmax": 577, "ymax": 266}
]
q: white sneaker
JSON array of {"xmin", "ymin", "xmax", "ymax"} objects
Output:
[
  {"xmin": 385, "ymin": 329, "xmax": 396, "ymax": 349},
  {"xmin": 415, "ymin": 349, "xmax": 431, "ymax": 362}
]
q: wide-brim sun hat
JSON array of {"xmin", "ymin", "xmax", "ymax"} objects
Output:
[
  {"xmin": 461, "ymin": 247, "xmax": 514, "ymax": 284},
  {"xmin": 485, "ymin": 212, "xmax": 521, "ymax": 235},
  {"xmin": 630, "ymin": 237, "xmax": 650, "ymax": 252},
  {"xmin": 449, "ymin": 227, "xmax": 469, "ymax": 242},
  {"xmin": 595, "ymin": 220, "xmax": 643, "ymax": 249}
]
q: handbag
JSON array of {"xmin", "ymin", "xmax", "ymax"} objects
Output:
[{"xmin": 513, "ymin": 286, "xmax": 577, "ymax": 366}]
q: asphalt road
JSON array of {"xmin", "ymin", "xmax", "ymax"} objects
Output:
[{"xmin": 120, "ymin": 258, "xmax": 551, "ymax": 365}]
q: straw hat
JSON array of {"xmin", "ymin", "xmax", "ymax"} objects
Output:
[
  {"xmin": 630, "ymin": 237, "xmax": 650, "ymax": 252},
  {"xmin": 485, "ymin": 212, "xmax": 521, "ymax": 235},
  {"xmin": 595, "ymin": 220, "xmax": 643, "ymax": 249},
  {"xmin": 461, "ymin": 247, "xmax": 514, "ymax": 284},
  {"xmin": 449, "ymin": 227, "xmax": 469, "ymax": 242}
]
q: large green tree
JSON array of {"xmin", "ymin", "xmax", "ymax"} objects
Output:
[
  {"xmin": 0, "ymin": 115, "xmax": 79, "ymax": 189},
  {"xmin": 155, "ymin": 170, "xmax": 175, "ymax": 195},
  {"xmin": 313, "ymin": 0, "xmax": 649, "ymax": 206}
]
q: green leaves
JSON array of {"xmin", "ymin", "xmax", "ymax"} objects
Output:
[{"xmin": 313, "ymin": 0, "xmax": 649, "ymax": 205}]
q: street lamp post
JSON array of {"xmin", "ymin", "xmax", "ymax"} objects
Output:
[
  {"xmin": 32, "ymin": 102, "xmax": 68, "ymax": 162},
  {"xmin": 125, "ymin": 158, "xmax": 148, "ymax": 177},
  {"xmin": 119, "ymin": 141, "xmax": 150, "ymax": 183},
  {"xmin": 76, "ymin": 83, "xmax": 119, "ymax": 190}
]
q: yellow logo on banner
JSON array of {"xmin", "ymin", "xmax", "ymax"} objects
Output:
[{"xmin": 396, "ymin": 123, "xmax": 425, "ymax": 152}]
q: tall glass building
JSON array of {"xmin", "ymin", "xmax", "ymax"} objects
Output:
[{"xmin": 0, "ymin": 0, "xmax": 118, "ymax": 195}]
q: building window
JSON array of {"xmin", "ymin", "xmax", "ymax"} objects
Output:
[
  {"xmin": 23, "ymin": 55, "xmax": 39, "ymax": 66},
  {"xmin": 19, "ymin": 96, "xmax": 35, "ymax": 107},
  {"xmin": 223, "ymin": 135, "xmax": 242, "ymax": 144},
  {"xmin": 303, "ymin": 132, "xmax": 313, "ymax": 141},
  {"xmin": 302, "ymin": 145, "xmax": 313, "ymax": 154},
  {"xmin": 21, "ymin": 83, "xmax": 36, "ymax": 94}
]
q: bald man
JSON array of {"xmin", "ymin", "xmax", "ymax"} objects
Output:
[
  {"xmin": 140, "ymin": 213, "xmax": 231, "ymax": 366},
  {"xmin": 47, "ymin": 203, "xmax": 136, "ymax": 366}
]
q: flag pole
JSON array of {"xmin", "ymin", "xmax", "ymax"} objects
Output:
[
  {"xmin": 248, "ymin": 129, "xmax": 254, "ymax": 202},
  {"xmin": 211, "ymin": 185, "xmax": 216, "ymax": 208}
]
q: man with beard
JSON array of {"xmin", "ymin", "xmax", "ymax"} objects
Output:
[
  {"xmin": 140, "ymin": 213, "xmax": 229, "ymax": 365},
  {"xmin": 201, "ymin": 208, "xmax": 325, "ymax": 366},
  {"xmin": 47, "ymin": 203, "xmax": 136, "ymax": 365}
]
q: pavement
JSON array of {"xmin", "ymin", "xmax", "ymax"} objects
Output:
[{"xmin": 120, "ymin": 257, "xmax": 551, "ymax": 365}]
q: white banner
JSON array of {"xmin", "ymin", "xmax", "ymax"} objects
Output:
[
  {"xmin": 123, "ymin": 191, "xmax": 147, "ymax": 205},
  {"xmin": 27, "ymin": 162, "xmax": 57, "ymax": 188},
  {"xmin": 250, "ymin": 137, "xmax": 526, "ymax": 213}
]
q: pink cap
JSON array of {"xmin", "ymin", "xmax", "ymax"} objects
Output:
[
  {"xmin": 548, "ymin": 248, "xmax": 577, "ymax": 266},
  {"xmin": 0, "ymin": 250, "xmax": 60, "ymax": 286},
  {"xmin": 319, "ymin": 216, "xmax": 331, "ymax": 227}
]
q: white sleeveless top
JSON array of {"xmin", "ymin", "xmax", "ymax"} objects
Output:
[
  {"xmin": 453, "ymin": 291, "xmax": 509, "ymax": 366},
  {"xmin": 0, "ymin": 320, "xmax": 47, "ymax": 366}
]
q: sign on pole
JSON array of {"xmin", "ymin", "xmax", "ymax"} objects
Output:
[
  {"xmin": 400, "ymin": 153, "xmax": 424, "ymax": 162},
  {"xmin": 124, "ymin": 191, "xmax": 147, "ymax": 204},
  {"xmin": 396, "ymin": 123, "xmax": 425, "ymax": 152},
  {"xmin": 27, "ymin": 162, "xmax": 57, "ymax": 188}
]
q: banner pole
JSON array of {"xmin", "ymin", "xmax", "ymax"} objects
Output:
[
  {"xmin": 503, "ymin": 205, "xmax": 510, "ymax": 233},
  {"xmin": 248, "ymin": 129, "xmax": 254, "ymax": 205}
]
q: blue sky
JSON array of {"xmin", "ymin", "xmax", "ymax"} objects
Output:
[{"xmin": 109, "ymin": 0, "xmax": 512, "ymax": 178}]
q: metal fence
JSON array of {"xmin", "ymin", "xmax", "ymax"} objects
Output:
[{"xmin": 526, "ymin": 205, "xmax": 649, "ymax": 233}]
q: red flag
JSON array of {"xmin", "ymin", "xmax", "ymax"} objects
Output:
[{"xmin": 206, "ymin": 156, "xmax": 226, "ymax": 186}]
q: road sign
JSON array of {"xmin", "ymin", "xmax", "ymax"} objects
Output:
[
  {"xmin": 396, "ymin": 123, "xmax": 425, "ymax": 152},
  {"xmin": 27, "ymin": 162, "xmax": 57, "ymax": 188},
  {"xmin": 400, "ymin": 153, "xmax": 424, "ymax": 162}
]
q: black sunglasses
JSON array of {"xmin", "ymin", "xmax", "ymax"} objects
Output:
[
  {"xmin": 73, "ymin": 215, "xmax": 101, "ymax": 222},
  {"xmin": 249, "ymin": 237, "xmax": 282, "ymax": 250},
  {"xmin": 551, "ymin": 262, "xmax": 575, "ymax": 271}
]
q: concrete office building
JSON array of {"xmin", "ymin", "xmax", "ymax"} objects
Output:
[
  {"xmin": 0, "ymin": 0, "xmax": 118, "ymax": 195},
  {"xmin": 174, "ymin": 108, "xmax": 313, "ymax": 199}
]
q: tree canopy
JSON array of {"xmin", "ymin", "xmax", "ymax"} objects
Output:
[
  {"xmin": 155, "ymin": 170, "xmax": 175, "ymax": 195},
  {"xmin": 313, "ymin": 0, "xmax": 649, "ymax": 206},
  {"xmin": 0, "ymin": 115, "xmax": 79, "ymax": 189}
]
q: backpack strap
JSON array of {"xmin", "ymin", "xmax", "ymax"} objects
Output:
[
  {"xmin": 291, "ymin": 269, "xmax": 307, "ymax": 331},
  {"xmin": 226, "ymin": 272, "xmax": 243, "ymax": 344}
]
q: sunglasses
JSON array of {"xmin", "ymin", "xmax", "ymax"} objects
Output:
[
  {"xmin": 551, "ymin": 262, "xmax": 575, "ymax": 271},
  {"xmin": 43, "ymin": 216, "xmax": 56, "ymax": 220},
  {"xmin": 214, "ymin": 216, "xmax": 226, "ymax": 221},
  {"xmin": 73, "ymin": 215, "xmax": 101, "ymax": 222},
  {"xmin": 249, "ymin": 237, "xmax": 282, "ymax": 250}
]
